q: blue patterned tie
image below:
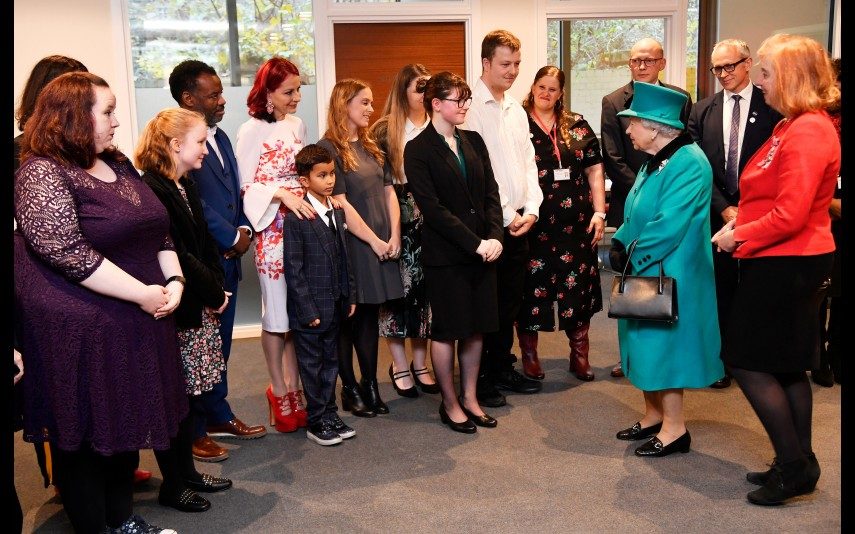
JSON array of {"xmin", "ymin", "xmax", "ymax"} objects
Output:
[{"xmin": 725, "ymin": 94, "xmax": 742, "ymax": 195}]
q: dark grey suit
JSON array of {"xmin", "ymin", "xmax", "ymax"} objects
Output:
[
  {"xmin": 686, "ymin": 84, "xmax": 782, "ymax": 350},
  {"xmin": 283, "ymin": 207, "xmax": 355, "ymax": 425},
  {"xmin": 600, "ymin": 81, "xmax": 693, "ymax": 227}
]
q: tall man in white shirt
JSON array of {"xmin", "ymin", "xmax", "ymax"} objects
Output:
[
  {"xmin": 687, "ymin": 39, "xmax": 782, "ymax": 389},
  {"xmin": 465, "ymin": 30, "xmax": 544, "ymax": 407}
]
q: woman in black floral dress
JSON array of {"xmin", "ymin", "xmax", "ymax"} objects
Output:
[{"xmin": 517, "ymin": 66, "xmax": 606, "ymax": 381}]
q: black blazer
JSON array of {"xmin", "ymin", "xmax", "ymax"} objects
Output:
[
  {"xmin": 143, "ymin": 172, "xmax": 227, "ymax": 329},
  {"xmin": 600, "ymin": 80, "xmax": 693, "ymax": 225},
  {"xmin": 282, "ymin": 207, "xmax": 355, "ymax": 331},
  {"xmin": 404, "ymin": 123, "xmax": 503, "ymax": 267},
  {"xmin": 687, "ymin": 84, "xmax": 782, "ymax": 217}
]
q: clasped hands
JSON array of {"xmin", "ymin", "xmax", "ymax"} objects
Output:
[
  {"xmin": 476, "ymin": 239, "xmax": 503, "ymax": 262},
  {"xmin": 372, "ymin": 235, "xmax": 401, "ymax": 261},
  {"xmin": 508, "ymin": 213, "xmax": 536, "ymax": 237},
  {"xmin": 711, "ymin": 219, "xmax": 737, "ymax": 252}
]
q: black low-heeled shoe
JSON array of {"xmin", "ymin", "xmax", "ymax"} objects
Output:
[
  {"xmin": 360, "ymin": 378, "xmax": 390, "ymax": 414},
  {"xmin": 389, "ymin": 364, "xmax": 419, "ymax": 398},
  {"xmin": 439, "ymin": 405, "xmax": 476, "ymax": 434},
  {"xmin": 184, "ymin": 473, "xmax": 232, "ymax": 493},
  {"xmin": 341, "ymin": 385, "xmax": 376, "ymax": 418},
  {"xmin": 460, "ymin": 404, "xmax": 497, "ymax": 428},
  {"xmin": 634, "ymin": 431, "xmax": 691, "ymax": 457},
  {"xmin": 158, "ymin": 488, "xmax": 211, "ymax": 513},
  {"xmin": 616, "ymin": 421, "xmax": 662, "ymax": 441},
  {"xmin": 411, "ymin": 363, "xmax": 441, "ymax": 394}
]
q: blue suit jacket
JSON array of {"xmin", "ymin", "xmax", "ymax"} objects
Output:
[
  {"xmin": 282, "ymin": 207, "xmax": 356, "ymax": 332},
  {"xmin": 189, "ymin": 128, "xmax": 250, "ymax": 282}
]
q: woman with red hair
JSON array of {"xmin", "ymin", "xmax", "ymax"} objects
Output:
[{"xmin": 236, "ymin": 56, "xmax": 313, "ymax": 433}]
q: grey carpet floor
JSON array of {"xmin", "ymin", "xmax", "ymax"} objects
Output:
[{"xmin": 15, "ymin": 274, "xmax": 841, "ymax": 533}]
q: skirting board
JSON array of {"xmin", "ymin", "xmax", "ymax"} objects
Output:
[{"xmin": 233, "ymin": 324, "xmax": 262, "ymax": 339}]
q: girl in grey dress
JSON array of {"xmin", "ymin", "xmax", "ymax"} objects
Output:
[{"xmin": 319, "ymin": 79, "xmax": 404, "ymax": 417}]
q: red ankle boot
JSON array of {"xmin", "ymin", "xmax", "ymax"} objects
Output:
[
  {"xmin": 567, "ymin": 323, "xmax": 594, "ymax": 381},
  {"xmin": 517, "ymin": 329, "xmax": 545, "ymax": 380}
]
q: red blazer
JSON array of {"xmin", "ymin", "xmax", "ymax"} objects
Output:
[{"xmin": 732, "ymin": 110, "xmax": 839, "ymax": 258}]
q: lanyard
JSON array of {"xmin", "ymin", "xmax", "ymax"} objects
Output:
[{"xmin": 532, "ymin": 112, "xmax": 563, "ymax": 168}]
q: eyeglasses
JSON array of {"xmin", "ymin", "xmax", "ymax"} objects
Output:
[
  {"xmin": 709, "ymin": 57, "xmax": 749, "ymax": 76},
  {"xmin": 629, "ymin": 57, "xmax": 663, "ymax": 68},
  {"xmin": 441, "ymin": 97, "xmax": 473, "ymax": 108}
]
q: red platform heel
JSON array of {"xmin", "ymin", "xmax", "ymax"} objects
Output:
[{"xmin": 266, "ymin": 385, "xmax": 299, "ymax": 433}]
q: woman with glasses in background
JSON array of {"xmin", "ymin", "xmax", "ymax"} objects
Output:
[{"xmin": 370, "ymin": 64, "xmax": 441, "ymax": 398}]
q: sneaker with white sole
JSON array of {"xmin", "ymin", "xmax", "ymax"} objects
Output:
[
  {"xmin": 328, "ymin": 413, "xmax": 356, "ymax": 439},
  {"xmin": 307, "ymin": 421, "xmax": 343, "ymax": 446}
]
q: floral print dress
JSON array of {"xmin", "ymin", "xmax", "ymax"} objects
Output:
[
  {"xmin": 236, "ymin": 115, "xmax": 307, "ymax": 332},
  {"xmin": 517, "ymin": 112, "xmax": 604, "ymax": 332}
]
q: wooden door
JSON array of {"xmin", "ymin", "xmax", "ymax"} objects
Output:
[{"xmin": 333, "ymin": 22, "xmax": 466, "ymax": 124}]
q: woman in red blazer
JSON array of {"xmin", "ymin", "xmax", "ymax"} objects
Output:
[{"xmin": 712, "ymin": 34, "xmax": 840, "ymax": 506}]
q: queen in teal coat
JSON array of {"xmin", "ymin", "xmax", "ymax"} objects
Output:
[{"xmin": 610, "ymin": 82, "xmax": 723, "ymax": 458}]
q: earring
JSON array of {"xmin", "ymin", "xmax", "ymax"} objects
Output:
[{"xmin": 266, "ymin": 99, "xmax": 274, "ymax": 114}]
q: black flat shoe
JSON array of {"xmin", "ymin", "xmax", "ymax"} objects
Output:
[
  {"xmin": 411, "ymin": 363, "xmax": 441, "ymax": 394},
  {"xmin": 634, "ymin": 431, "xmax": 691, "ymax": 457},
  {"xmin": 184, "ymin": 473, "xmax": 232, "ymax": 493},
  {"xmin": 360, "ymin": 378, "xmax": 389, "ymax": 414},
  {"xmin": 460, "ymin": 402, "xmax": 497, "ymax": 428},
  {"xmin": 389, "ymin": 364, "xmax": 418, "ymax": 398},
  {"xmin": 158, "ymin": 488, "xmax": 211, "ymax": 513},
  {"xmin": 746, "ymin": 457, "xmax": 817, "ymax": 505},
  {"xmin": 439, "ymin": 405, "xmax": 476, "ymax": 434},
  {"xmin": 616, "ymin": 421, "xmax": 662, "ymax": 441},
  {"xmin": 340, "ymin": 385, "xmax": 376, "ymax": 418},
  {"xmin": 747, "ymin": 453, "xmax": 820, "ymax": 491},
  {"xmin": 476, "ymin": 374, "xmax": 507, "ymax": 408}
]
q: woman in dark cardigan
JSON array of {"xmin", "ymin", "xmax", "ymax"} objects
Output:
[{"xmin": 137, "ymin": 107, "xmax": 233, "ymax": 513}]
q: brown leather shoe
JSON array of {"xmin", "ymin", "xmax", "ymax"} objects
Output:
[
  {"xmin": 206, "ymin": 417, "xmax": 267, "ymax": 439},
  {"xmin": 192, "ymin": 436, "xmax": 229, "ymax": 463},
  {"xmin": 610, "ymin": 364, "xmax": 624, "ymax": 378}
]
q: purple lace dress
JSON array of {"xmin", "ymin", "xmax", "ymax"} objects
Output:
[{"xmin": 14, "ymin": 156, "xmax": 188, "ymax": 455}]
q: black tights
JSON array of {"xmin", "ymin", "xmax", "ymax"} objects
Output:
[
  {"xmin": 337, "ymin": 303, "xmax": 380, "ymax": 387},
  {"xmin": 729, "ymin": 366, "xmax": 813, "ymax": 463},
  {"xmin": 52, "ymin": 445, "xmax": 137, "ymax": 532},
  {"xmin": 153, "ymin": 397, "xmax": 201, "ymax": 497}
]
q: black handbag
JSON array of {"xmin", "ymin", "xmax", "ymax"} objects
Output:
[{"xmin": 607, "ymin": 239, "xmax": 678, "ymax": 323}]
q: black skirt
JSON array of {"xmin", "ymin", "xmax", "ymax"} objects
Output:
[
  {"xmin": 722, "ymin": 254, "xmax": 832, "ymax": 372},
  {"xmin": 424, "ymin": 263, "xmax": 498, "ymax": 340}
]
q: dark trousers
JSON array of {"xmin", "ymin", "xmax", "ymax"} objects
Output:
[
  {"xmin": 713, "ymin": 248, "xmax": 738, "ymax": 376},
  {"xmin": 154, "ymin": 397, "xmax": 199, "ymax": 497},
  {"xmin": 194, "ymin": 266, "xmax": 239, "ymax": 437},
  {"xmin": 482, "ymin": 227, "xmax": 528, "ymax": 376},
  {"xmin": 52, "ymin": 444, "xmax": 138, "ymax": 533},
  {"xmin": 294, "ymin": 308, "xmax": 342, "ymax": 425},
  {"xmin": 338, "ymin": 303, "xmax": 380, "ymax": 387}
]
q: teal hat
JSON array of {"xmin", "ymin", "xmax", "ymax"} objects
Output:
[{"xmin": 617, "ymin": 81, "xmax": 687, "ymax": 130}]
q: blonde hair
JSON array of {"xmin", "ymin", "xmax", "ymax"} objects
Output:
[
  {"xmin": 323, "ymin": 79, "xmax": 384, "ymax": 173},
  {"xmin": 757, "ymin": 33, "xmax": 840, "ymax": 118},
  {"xmin": 135, "ymin": 107, "xmax": 206, "ymax": 180},
  {"xmin": 370, "ymin": 64, "xmax": 430, "ymax": 183}
]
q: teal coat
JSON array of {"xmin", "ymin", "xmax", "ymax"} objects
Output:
[{"xmin": 612, "ymin": 134, "xmax": 723, "ymax": 390}]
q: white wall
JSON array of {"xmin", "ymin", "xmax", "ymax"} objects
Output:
[{"xmin": 476, "ymin": 0, "xmax": 539, "ymax": 104}]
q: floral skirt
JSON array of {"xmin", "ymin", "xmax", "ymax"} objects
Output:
[{"xmin": 177, "ymin": 310, "xmax": 226, "ymax": 396}]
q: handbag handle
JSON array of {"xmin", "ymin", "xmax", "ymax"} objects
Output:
[{"xmin": 619, "ymin": 239, "xmax": 666, "ymax": 295}]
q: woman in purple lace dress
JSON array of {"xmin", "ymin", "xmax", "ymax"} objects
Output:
[{"xmin": 14, "ymin": 72, "xmax": 185, "ymax": 534}]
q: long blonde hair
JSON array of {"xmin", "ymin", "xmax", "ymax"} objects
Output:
[
  {"xmin": 135, "ymin": 107, "xmax": 206, "ymax": 180},
  {"xmin": 323, "ymin": 79, "xmax": 384, "ymax": 172},
  {"xmin": 757, "ymin": 33, "xmax": 840, "ymax": 118},
  {"xmin": 369, "ymin": 64, "xmax": 430, "ymax": 183}
]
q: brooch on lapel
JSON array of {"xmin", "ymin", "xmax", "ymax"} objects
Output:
[
  {"xmin": 757, "ymin": 136, "xmax": 781, "ymax": 169},
  {"xmin": 749, "ymin": 110, "xmax": 758, "ymax": 124},
  {"xmin": 656, "ymin": 159, "xmax": 669, "ymax": 173}
]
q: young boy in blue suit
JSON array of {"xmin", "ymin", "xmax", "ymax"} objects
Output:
[{"xmin": 283, "ymin": 144, "xmax": 357, "ymax": 446}]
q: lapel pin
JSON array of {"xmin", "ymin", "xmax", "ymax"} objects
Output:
[{"xmin": 749, "ymin": 117, "xmax": 756, "ymax": 123}]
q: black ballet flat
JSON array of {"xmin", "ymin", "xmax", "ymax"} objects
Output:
[
  {"xmin": 459, "ymin": 398, "xmax": 497, "ymax": 428},
  {"xmin": 184, "ymin": 473, "xmax": 232, "ymax": 493},
  {"xmin": 634, "ymin": 431, "xmax": 691, "ymax": 457},
  {"xmin": 616, "ymin": 421, "xmax": 662, "ymax": 441},
  {"xmin": 439, "ymin": 405, "xmax": 476, "ymax": 434}
]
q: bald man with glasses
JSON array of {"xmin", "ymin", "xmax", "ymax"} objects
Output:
[
  {"xmin": 600, "ymin": 37, "xmax": 692, "ymax": 378},
  {"xmin": 687, "ymin": 39, "xmax": 782, "ymax": 388}
]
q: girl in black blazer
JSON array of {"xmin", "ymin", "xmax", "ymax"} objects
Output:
[
  {"xmin": 405, "ymin": 72, "xmax": 504, "ymax": 434},
  {"xmin": 136, "ymin": 108, "xmax": 233, "ymax": 512}
]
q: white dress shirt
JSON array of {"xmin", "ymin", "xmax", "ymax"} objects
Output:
[
  {"xmin": 400, "ymin": 117, "xmax": 429, "ymax": 184},
  {"xmin": 722, "ymin": 83, "xmax": 755, "ymax": 170},
  {"xmin": 306, "ymin": 192, "xmax": 335, "ymax": 230},
  {"xmin": 464, "ymin": 78, "xmax": 542, "ymax": 227},
  {"xmin": 207, "ymin": 125, "xmax": 225, "ymax": 168}
]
